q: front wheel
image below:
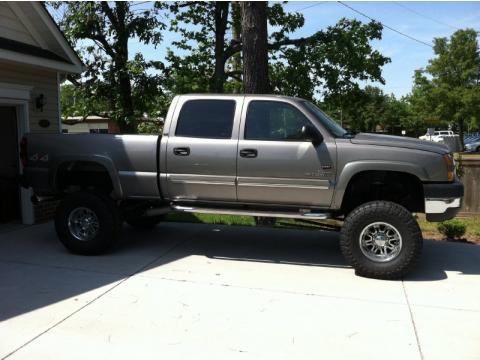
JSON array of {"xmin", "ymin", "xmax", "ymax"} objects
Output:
[
  {"xmin": 340, "ymin": 201, "xmax": 423, "ymax": 279},
  {"xmin": 55, "ymin": 191, "xmax": 121, "ymax": 255}
]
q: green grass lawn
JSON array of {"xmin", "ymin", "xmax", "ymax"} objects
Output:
[
  {"xmin": 166, "ymin": 212, "xmax": 256, "ymax": 226},
  {"xmin": 416, "ymin": 214, "xmax": 480, "ymax": 243},
  {"xmin": 165, "ymin": 212, "xmax": 480, "ymax": 244}
]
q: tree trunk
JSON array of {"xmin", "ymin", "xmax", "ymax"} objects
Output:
[
  {"xmin": 230, "ymin": 2, "xmax": 242, "ymax": 93},
  {"xmin": 210, "ymin": 2, "xmax": 230, "ymax": 93},
  {"xmin": 115, "ymin": 2, "xmax": 136, "ymax": 133},
  {"xmin": 117, "ymin": 69, "xmax": 135, "ymax": 133},
  {"xmin": 241, "ymin": 1, "xmax": 270, "ymax": 94},
  {"xmin": 458, "ymin": 118, "xmax": 464, "ymax": 149}
]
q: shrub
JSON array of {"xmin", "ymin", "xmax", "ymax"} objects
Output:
[{"xmin": 437, "ymin": 219, "xmax": 466, "ymax": 240}]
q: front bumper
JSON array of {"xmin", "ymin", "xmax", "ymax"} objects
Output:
[{"xmin": 424, "ymin": 181, "xmax": 464, "ymax": 222}]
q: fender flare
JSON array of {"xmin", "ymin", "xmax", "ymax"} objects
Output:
[
  {"xmin": 50, "ymin": 155, "xmax": 123, "ymax": 199},
  {"xmin": 331, "ymin": 160, "xmax": 428, "ymax": 209}
]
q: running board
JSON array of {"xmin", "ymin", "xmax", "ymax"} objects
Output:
[{"xmin": 171, "ymin": 205, "xmax": 330, "ymax": 220}]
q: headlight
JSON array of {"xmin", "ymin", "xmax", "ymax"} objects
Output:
[{"xmin": 443, "ymin": 154, "xmax": 455, "ymax": 181}]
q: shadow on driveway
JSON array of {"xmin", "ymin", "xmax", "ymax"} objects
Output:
[{"xmin": 0, "ymin": 221, "xmax": 479, "ymax": 322}]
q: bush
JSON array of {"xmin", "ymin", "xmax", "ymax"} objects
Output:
[{"xmin": 437, "ymin": 219, "xmax": 466, "ymax": 240}]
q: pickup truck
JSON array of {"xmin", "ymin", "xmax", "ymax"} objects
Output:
[
  {"xmin": 22, "ymin": 94, "xmax": 464, "ymax": 279},
  {"xmin": 419, "ymin": 130, "xmax": 455, "ymax": 142}
]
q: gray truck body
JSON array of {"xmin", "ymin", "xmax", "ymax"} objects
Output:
[{"xmin": 24, "ymin": 94, "xmax": 463, "ymax": 222}]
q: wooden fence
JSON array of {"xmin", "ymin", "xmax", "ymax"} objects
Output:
[{"xmin": 460, "ymin": 156, "xmax": 480, "ymax": 215}]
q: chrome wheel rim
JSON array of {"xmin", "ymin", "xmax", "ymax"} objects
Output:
[
  {"xmin": 359, "ymin": 222, "xmax": 402, "ymax": 262},
  {"xmin": 67, "ymin": 207, "xmax": 99, "ymax": 241}
]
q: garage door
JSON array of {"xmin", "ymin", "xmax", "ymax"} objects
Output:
[{"xmin": 0, "ymin": 106, "xmax": 20, "ymax": 223}]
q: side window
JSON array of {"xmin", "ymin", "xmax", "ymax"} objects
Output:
[
  {"xmin": 245, "ymin": 101, "xmax": 312, "ymax": 141},
  {"xmin": 175, "ymin": 100, "xmax": 236, "ymax": 139}
]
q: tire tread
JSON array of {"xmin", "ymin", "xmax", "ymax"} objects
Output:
[{"xmin": 340, "ymin": 201, "xmax": 423, "ymax": 279}]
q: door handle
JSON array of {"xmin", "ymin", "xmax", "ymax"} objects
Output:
[
  {"xmin": 173, "ymin": 147, "xmax": 190, "ymax": 156},
  {"xmin": 239, "ymin": 149, "xmax": 258, "ymax": 158}
]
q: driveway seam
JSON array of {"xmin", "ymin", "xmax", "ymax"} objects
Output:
[
  {"xmin": 0, "ymin": 259, "xmax": 131, "ymax": 277},
  {"xmin": 140, "ymin": 274, "xmax": 410, "ymax": 307},
  {"xmin": 1, "ymin": 239, "xmax": 187, "ymax": 360},
  {"xmin": 402, "ymin": 280, "xmax": 424, "ymax": 360}
]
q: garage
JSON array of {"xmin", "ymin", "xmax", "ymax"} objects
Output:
[
  {"xmin": 0, "ymin": 1, "xmax": 83, "ymax": 224},
  {"xmin": 0, "ymin": 106, "xmax": 20, "ymax": 223}
]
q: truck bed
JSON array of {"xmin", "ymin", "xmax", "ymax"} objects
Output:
[{"xmin": 24, "ymin": 133, "xmax": 161, "ymax": 199}]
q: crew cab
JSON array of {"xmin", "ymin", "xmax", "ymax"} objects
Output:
[{"xmin": 22, "ymin": 94, "xmax": 464, "ymax": 279}]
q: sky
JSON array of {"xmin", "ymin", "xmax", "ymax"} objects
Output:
[{"xmin": 52, "ymin": 1, "xmax": 480, "ymax": 99}]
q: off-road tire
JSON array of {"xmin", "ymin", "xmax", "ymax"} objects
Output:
[
  {"xmin": 340, "ymin": 201, "xmax": 423, "ymax": 280},
  {"xmin": 55, "ymin": 191, "xmax": 121, "ymax": 255},
  {"xmin": 125, "ymin": 215, "xmax": 164, "ymax": 229}
]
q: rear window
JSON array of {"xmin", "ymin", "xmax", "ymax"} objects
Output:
[{"xmin": 175, "ymin": 100, "xmax": 236, "ymax": 139}]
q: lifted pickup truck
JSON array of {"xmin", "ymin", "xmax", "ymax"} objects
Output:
[{"xmin": 22, "ymin": 94, "xmax": 463, "ymax": 279}]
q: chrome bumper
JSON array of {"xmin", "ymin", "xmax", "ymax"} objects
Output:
[
  {"xmin": 423, "ymin": 181, "xmax": 463, "ymax": 222},
  {"xmin": 425, "ymin": 197, "xmax": 462, "ymax": 222},
  {"xmin": 425, "ymin": 198, "xmax": 461, "ymax": 214}
]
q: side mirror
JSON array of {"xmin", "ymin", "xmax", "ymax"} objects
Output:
[{"xmin": 302, "ymin": 125, "xmax": 323, "ymax": 146}]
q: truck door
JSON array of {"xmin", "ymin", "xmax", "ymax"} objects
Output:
[
  {"xmin": 164, "ymin": 96, "xmax": 242, "ymax": 202},
  {"xmin": 236, "ymin": 98, "xmax": 336, "ymax": 207}
]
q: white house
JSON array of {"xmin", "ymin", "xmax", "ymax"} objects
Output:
[{"xmin": 0, "ymin": 2, "xmax": 83, "ymax": 224}]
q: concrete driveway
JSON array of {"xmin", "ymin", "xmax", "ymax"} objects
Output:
[{"xmin": 1, "ymin": 222, "xmax": 479, "ymax": 360}]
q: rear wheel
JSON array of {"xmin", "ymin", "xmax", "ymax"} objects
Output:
[
  {"xmin": 340, "ymin": 201, "xmax": 423, "ymax": 279},
  {"xmin": 55, "ymin": 191, "xmax": 120, "ymax": 255}
]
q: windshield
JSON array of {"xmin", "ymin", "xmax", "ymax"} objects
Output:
[{"xmin": 301, "ymin": 101, "xmax": 347, "ymax": 138}]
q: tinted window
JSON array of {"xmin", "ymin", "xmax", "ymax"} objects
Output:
[
  {"xmin": 176, "ymin": 100, "xmax": 236, "ymax": 139},
  {"xmin": 245, "ymin": 101, "xmax": 311, "ymax": 141},
  {"xmin": 301, "ymin": 101, "xmax": 347, "ymax": 138}
]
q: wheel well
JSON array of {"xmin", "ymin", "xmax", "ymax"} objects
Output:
[
  {"xmin": 341, "ymin": 171, "xmax": 424, "ymax": 215},
  {"xmin": 56, "ymin": 161, "xmax": 114, "ymax": 195}
]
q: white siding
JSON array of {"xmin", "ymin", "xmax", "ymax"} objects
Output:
[
  {"xmin": 17, "ymin": 2, "xmax": 70, "ymax": 60},
  {"xmin": 0, "ymin": 3, "xmax": 38, "ymax": 46},
  {"xmin": 0, "ymin": 61, "xmax": 59, "ymax": 133}
]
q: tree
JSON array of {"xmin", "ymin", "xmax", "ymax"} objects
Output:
[
  {"xmin": 410, "ymin": 29, "xmax": 480, "ymax": 145},
  {"xmin": 166, "ymin": 2, "xmax": 238, "ymax": 93},
  {"xmin": 321, "ymin": 86, "xmax": 411, "ymax": 134},
  {"xmin": 241, "ymin": 1, "xmax": 270, "ymax": 93},
  {"xmin": 60, "ymin": 84, "xmax": 108, "ymax": 119},
  {"xmin": 270, "ymin": 17, "xmax": 390, "ymax": 101},
  {"xmin": 167, "ymin": 2, "xmax": 390, "ymax": 97},
  {"xmin": 53, "ymin": 2, "xmax": 166, "ymax": 133}
]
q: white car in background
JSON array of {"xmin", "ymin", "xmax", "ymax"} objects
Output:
[{"xmin": 419, "ymin": 130, "xmax": 455, "ymax": 142}]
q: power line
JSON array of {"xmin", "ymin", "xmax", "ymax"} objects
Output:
[
  {"xmin": 295, "ymin": 1, "xmax": 329, "ymax": 12},
  {"xmin": 337, "ymin": 1, "xmax": 433, "ymax": 48},
  {"xmin": 393, "ymin": 2, "xmax": 460, "ymax": 31},
  {"xmin": 130, "ymin": 1, "xmax": 150, "ymax": 7}
]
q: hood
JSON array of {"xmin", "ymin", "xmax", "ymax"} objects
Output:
[{"xmin": 350, "ymin": 133, "xmax": 449, "ymax": 154}]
